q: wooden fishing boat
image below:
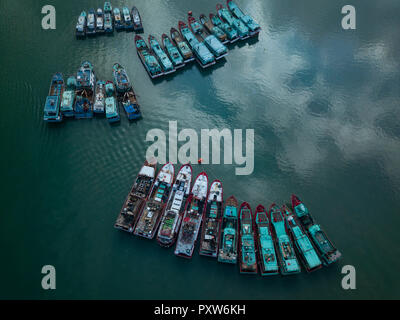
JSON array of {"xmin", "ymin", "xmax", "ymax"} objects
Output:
[
  {"xmin": 238, "ymin": 202, "xmax": 258, "ymax": 274},
  {"xmin": 43, "ymin": 73, "xmax": 64, "ymax": 123},
  {"xmin": 135, "ymin": 35, "xmax": 164, "ymax": 79},
  {"xmin": 134, "ymin": 163, "xmax": 175, "ymax": 239},
  {"xmin": 60, "ymin": 76, "xmax": 76, "ymax": 117},
  {"xmin": 210, "ymin": 13, "xmax": 239, "ymax": 43},
  {"xmin": 120, "ymin": 88, "xmax": 141, "ymax": 121},
  {"xmin": 291, "ymin": 195, "xmax": 342, "ymax": 266},
  {"xmin": 113, "ymin": 8, "xmax": 124, "ymax": 31},
  {"xmin": 170, "ymin": 27, "xmax": 195, "ymax": 63},
  {"xmin": 114, "ymin": 159, "xmax": 157, "ymax": 232},
  {"xmin": 216, "ymin": 3, "xmax": 249, "ymax": 40},
  {"xmin": 104, "ymin": 11, "xmax": 113, "ymax": 33},
  {"xmin": 148, "ymin": 35, "xmax": 176, "ymax": 75},
  {"xmin": 217, "ymin": 196, "xmax": 239, "ymax": 264},
  {"xmin": 122, "ymin": 7, "xmax": 133, "ymax": 31},
  {"xmin": 104, "ymin": 81, "xmax": 120, "ymax": 123},
  {"xmin": 93, "ymin": 80, "xmax": 106, "ymax": 114},
  {"xmin": 157, "ymin": 164, "xmax": 192, "ymax": 247},
  {"xmin": 75, "ymin": 11, "xmax": 87, "ymax": 38},
  {"xmin": 112, "ymin": 63, "xmax": 132, "ymax": 93},
  {"xmin": 199, "ymin": 180, "xmax": 223, "ymax": 258},
  {"xmin": 162, "ymin": 34, "xmax": 185, "ymax": 69},
  {"xmin": 75, "ymin": 61, "xmax": 95, "ymax": 119},
  {"xmin": 131, "ymin": 6, "xmax": 143, "ymax": 32},
  {"xmin": 227, "ymin": 0, "xmax": 261, "ymax": 36},
  {"xmin": 86, "ymin": 9, "xmax": 96, "ymax": 36},
  {"xmin": 96, "ymin": 8, "xmax": 105, "ymax": 34},
  {"xmin": 199, "ymin": 13, "xmax": 228, "ymax": 44}
]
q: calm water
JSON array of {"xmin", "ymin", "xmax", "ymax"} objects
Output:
[{"xmin": 1, "ymin": 0, "xmax": 400, "ymax": 300}]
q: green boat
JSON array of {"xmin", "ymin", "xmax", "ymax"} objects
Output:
[
  {"xmin": 226, "ymin": 0, "xmax": 261, "ymax": 36},
  {"xmin": 199, "ymin": 14, "xmax": 228, "ymax": 45},
  {"xmin": 254, "ymin": 205, "xmax": 279, "ymax": 276},
  {"xmin": 216, "ymin": 3, "xmax": 249, "ymax": 40},
  {"xmin": 161, "ymin": 34, "xmax": 185, "ymax": 69},
  {"xmin": 291, "ymin": 195, "xmax": 342, "ymax": 266},
  {"xmin": 135, "ymin": 35, "xmax": 164, "ymax": 79},
  {"xmin": 269, "ymin": 203, "xmax": 301, "ymax": 275},
  {"xmin": 60, "ymin": 76, "xmax": 76, "ymax": 117},
  {"xmin": 104, "ymin": 81, "xmax": 120, "ymax": 123},
  {"xmin": 217, "ymin": 196, "xmax": 239, "ymax": 264},
  {"xmin": 210, "ymin": 13, "xmax": 239, "ymax": 43},
  {"xmin": 239, "ymin": 202, "xmax": 257, "ymax": 274},
  {"xmin": 148, "ymin": 35, "xmax": 176, "ymax": 75},
  {"xmin": 283, "ymin": 205, "xmax": 322, "ymax": 272}
]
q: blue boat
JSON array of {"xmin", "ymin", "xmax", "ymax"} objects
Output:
[
  {"xmin": 75, "ymin": 61, "xmax": 95, "ymax": 119},
  {"xmin": 131, "ymin": 6, "xmax": 143, "ymax": 32},
  {"xmin": 162, "ymin": 34, "xmax": 185, "ymax": 69},
  {"xmin": 113, "ymin": 8, "xmax": 124, "ymax": 31},
  {"xmin": 121, "ymin": 88, "xmax": 141, "ymax": 121},
  {"xmin": 60, "ymin": 76, "xmax": 76, "ymax": 117},
  {"xmin": 122, "ymin": 7, "xmax": 133, "ymax": 31},
  {"xmin": 105, "ymin": 81, "xmax": 120, "ymax": 123},
  {"xmin": 104, "ymin": 12, "xmax": 113, "ymax": 33},
  {"xmin": 227, "ymin": 0, "xmax": 261, "ymax": 36},
  {"xmin": 104, "ymin": 2, "xmax": 112, "ymax": 14},
  {"xmin": 269, "ymin": 203, "xmax": 301, "ymax": 275},
  {"xmin": 216, "ymin": 3, "xmax": 249, "ymax": 39},
  {"xmin": 149, "ymin": 35, "xmax": 176, "ymax": 75},
  {"xmin": 255, "ymin": 205, "xmax": 279, "ymax": 276},
  {"xmin": 86, "ymin": 9, "xmax": 96, "ymax": 35},
  {"xmin": 96, "ymin": 8, "xmax": 105, "ymax": 34},
  {"xmin": 170, "ymin": 28, "xmax": 195, "ymax": 63},
  {"xmin": 188, "ymin": 14, "xmax": 228, "ymax": 60},
  {"xmin": 43, "ymin": 73, "xmax": 64, "ymax": 123},
  {"xmin": 178, "ymin": 21, "xmax": 215, "ymax": 68},
  {"xmin": 112, "ymin": 63, "xmax": 132, "ymax": 93},
  {"xmin": 210, "ymin": 13, "xmax": 239, "ymax": 43},
  {"xmin": 282, "ymin": 205, "xmax": 322, "ymax": 272},
  {"xmin": 135, "ymin": 35, "xmax": 164, "ymax": 79},
  {"xmin": 200, "ymin": 14, "xmax": 228, "ymax": 45},
  {"xmin": 75, "ymin": 11, "xmax": 87, "ymax": 38}
]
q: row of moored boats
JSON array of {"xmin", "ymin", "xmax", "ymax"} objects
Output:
[
  {"xmin": 43, "ymin": 62, "xmax": 141, "ymax": 123},
  {"xmin": 135, "ymin": 1, "xmax": 261, "ymax": 78},
  {"xmin": 114, "ymin": 160, "xmax": 342, "ymax": 276},
  {"xmin": 76, "ymin": 2, "xmax": 143, "ymax": 37}
]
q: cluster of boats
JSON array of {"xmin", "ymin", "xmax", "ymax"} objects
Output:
[
  {"xmin": 76, "ymin": 2, "xmax": 143, "ymax": 37},
  {"xmin": 135, "ymin": 1, "xmax": 261, "ymax": 78},
  {"xmin": 43, "ymin": 62, "xmax": 141, "ymax": 123},
  {"xmin": 114, "ymin": 160, "xmax": 342, "ymax": 276}
]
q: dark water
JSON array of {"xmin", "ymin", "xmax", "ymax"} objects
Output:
[{"xmin": 1, "ymin": 0, "xmax": 400, "ymax": 299}]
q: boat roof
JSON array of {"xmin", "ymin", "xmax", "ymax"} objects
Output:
[
  {"xmin": 140, "ymin": 166, "xmax": 156, "ymax": 178},
  {"xmin": 157, "ymin": 163, "xmax": 175, "ymax": 184},
  {"xmin": 191, "ymin": 173, "xmax": 208, "ymax": 199},
  {"xmin": 208, "ymin": 181, "xmax": 222, "ymax": 202},
  {"xmin": 44, "ymin": 96, "xmax": 59, "ymax": 112}
]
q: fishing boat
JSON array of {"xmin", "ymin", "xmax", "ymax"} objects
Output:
[
  {"xmin": 238, "ymin": 202, "xmax": 258, "ymax": 274},
  {"xmin": 217, "ymin": 196, "xmax": 239, "ymax": 264},
  {"xmin": 178, "ymin": 21, "xmax": 215, "ymax": 68},
  {"xmin": 227, "ymin": 0, "xmax": 261, "ymax": 36},
  {"xmin": 122, "ymin": 7, "xmax": 133, "ymax": 31},
  {"xmin": 175, "ymin": 172, "xmax": 209, "ymax": 258},
  {"xmin": 75, "ymin": 61, "xmax": 95, "ymax": 119},
  {"xmin": 134, "ymin": 163, "xmax": 175, "ymax": 239},
  {"xmin": 120, "ymin": 88, "xmax": 141, "ymax": 120},
  {"xmin": 104, "ymin": 2, "xmax": 112, "ymax": 14},
  {"xmin": 282, "ymin": 205, "xmax": 322, "ymax": 272},
  {"xmin": 291, "ymin": 195, "xmax": 342, "ymax": 265},
  {"xmin": 210, "ymin": 13, "xmax": 239, "ymax": 43},
  {"xmin": 254, "ymin": 205, "xmax": 279, "ymax": 276},
  {"xmin": 86, "ymin": 9, "xmax": 96, "ymax": 35},
  {"xmin": 104, "ymin": 11, "xmax": 113, "ymax": 33},
  {"xmin": 60, "ymin": 76, "xmax": 76, "ymax": 117},
  {"xmin": 216, "ymin": 3, "xmax": 249, "ymax": 40},
  {"xmin": 96, "ymin": 8, "xmax": 105, "ymax": 34},
  {"xmin": 199, "ymin": 14, "xmax": 228, "ymax": 45},
  {"xmin": 188, "ymin": 14, "xmax": 228, "ymax": 60},
  {"xmin": 148, "ymin": 35, "xmax": 175, "ymax": 75},
  {"xmin": 162, "ymin": 34, "xmax": 185, "ymax": 69},
  {"xmin": 114, "ymin": 159, "xmax": 157, "ymax": 232},
  {"xmin": 43, "ymin": 73, "xmax": 64, "ymax": 123},
  {"xmin": 135, "ymin": 35, "xmax": 164, "ymax": 79},
  {"xmin": 199, "ymin": 180, "xmax": 223, "ymax": 258},
  {"xmin": 170, "ymin": 28, "xmax": 195, "ymax": 63},
  {"xmin": 112, "ymin": 63, "xmax": 132, "ymax": 93},
  {"xmin": 75, "ymin": 11, "xmax": 87, "ymax": 38},
  {"xmin": 131, "ymin": 6, "xmax": 143, "ymax": 32},
  {"xmin": 105, "ymin": 81, "xmax": 120, "ymax": 123},
  {"xmin": 157, "ymin": 164, "xmax": 192, "ymax": 247},
  {"xmin": 93, "ymin": 80, "xmax": 106, "ymax": 114},
  {"xmin": 113, "ymin": 8, "xmax": 124, "ymax": 31},
  {"xmin": 269, "ymin": 204, "xmax": 301, "ymax": 275}
]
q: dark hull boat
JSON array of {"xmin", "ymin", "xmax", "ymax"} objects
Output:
[
  {"xmin": 199, "ymin": 14, "xmax": 228, "ymax": 45},
  {"xmin": 134, "ymin": 163, "xmax": 175, "ymax": 239},
  {"xmin": 162, "ymin": 34, "xmax": 185, "ymax": 69},
  {"xmin": 105, "ymin": 81, "xmax": 120, "ymax": 123},
  {"xmin": 157, "ymin": 164, "xmax": 192, "ymax": 247},
  {"xmin": 131, "ymin": 6, "xmax": 143, "ymax": 32},
  {"xmin": 75, "ymin": 11, "xmax": 87, "ymax": 38},
  {"xmin": 114, "ymin": 160, "xmax": 157, "ymax": 232},
  {"xmin": 44, "ymin": 73, "xmax": 64, "ymax": 123},
  {"xmin": 179, "ymin": 21, "xmax": 215, "ymax": 68},
  {"xmin": 60, "ymin": 76, "xmax": 76, "ymax": 117},
  {"xmin": 217, "ymin": 196, "xmax": 239, "ymax": 264},
  {"xmin": 149, "ymin": 35, "xmax": 176, "ymax": 75},
  {"xmin": 86, "ymin": 9, "xmax": 96, "ymax": 36},
  {"xmin": 93, "ymin": 80, "xmax": 106, "ymax": 114},
  {"xmin": 96, "ymin": 8, "xmax": 105, "ymax": 34},
  {"xmin": 254, "ymin": 205, "xmax": 279, "ymax": 276},
  {"xmin": 291, "ymin": 195, "xmax": 342, "ymax": 266},
  {"xmin": 216, "ymin": 3, "xmax": 249, "ymax": 40},
  {"xmin": 270, "ymin": 204, "xmax": 301, "ymax": 275},
  {"xmin": 113, "ymin": 8, "xmax": 124, "ymax": 31},
  {"xmin": 239, "ymin": 202, "xmax": 258, "ymax": 274},
  {"xmin": 122, "ymin": 7, "xmax": 133, "ymax": 31},
  {"xmin": 135, "ymin": 35, "xmax": 164, "ymax": 79},
  {"xmin": 120, "ymin": 88, "xmax": 141, "ymax": 121},
  {"xmin": 113, "ymin": 63, "xmax": 132, "ymax": 93},
  {"xmin": 199, "ymin": 180, "xmax": 223, "ymax": 258},
  {"xmin": 174, "ymin": 172, "xmax": 209, "ymax": 258},
  {"xmin": 75, "ymin": 61, "xmax": 95, "ymax": 119},
  {"xmin": 282, "ymin": 205, "xmax": 322, "ymax": 273},
  {"xmin": 170, "ymin": 27, "xmax": 195, "ymax": 63},
  {"xmin": 226, "ymin": 0, "xmax": 261, "ymax": 37}
]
